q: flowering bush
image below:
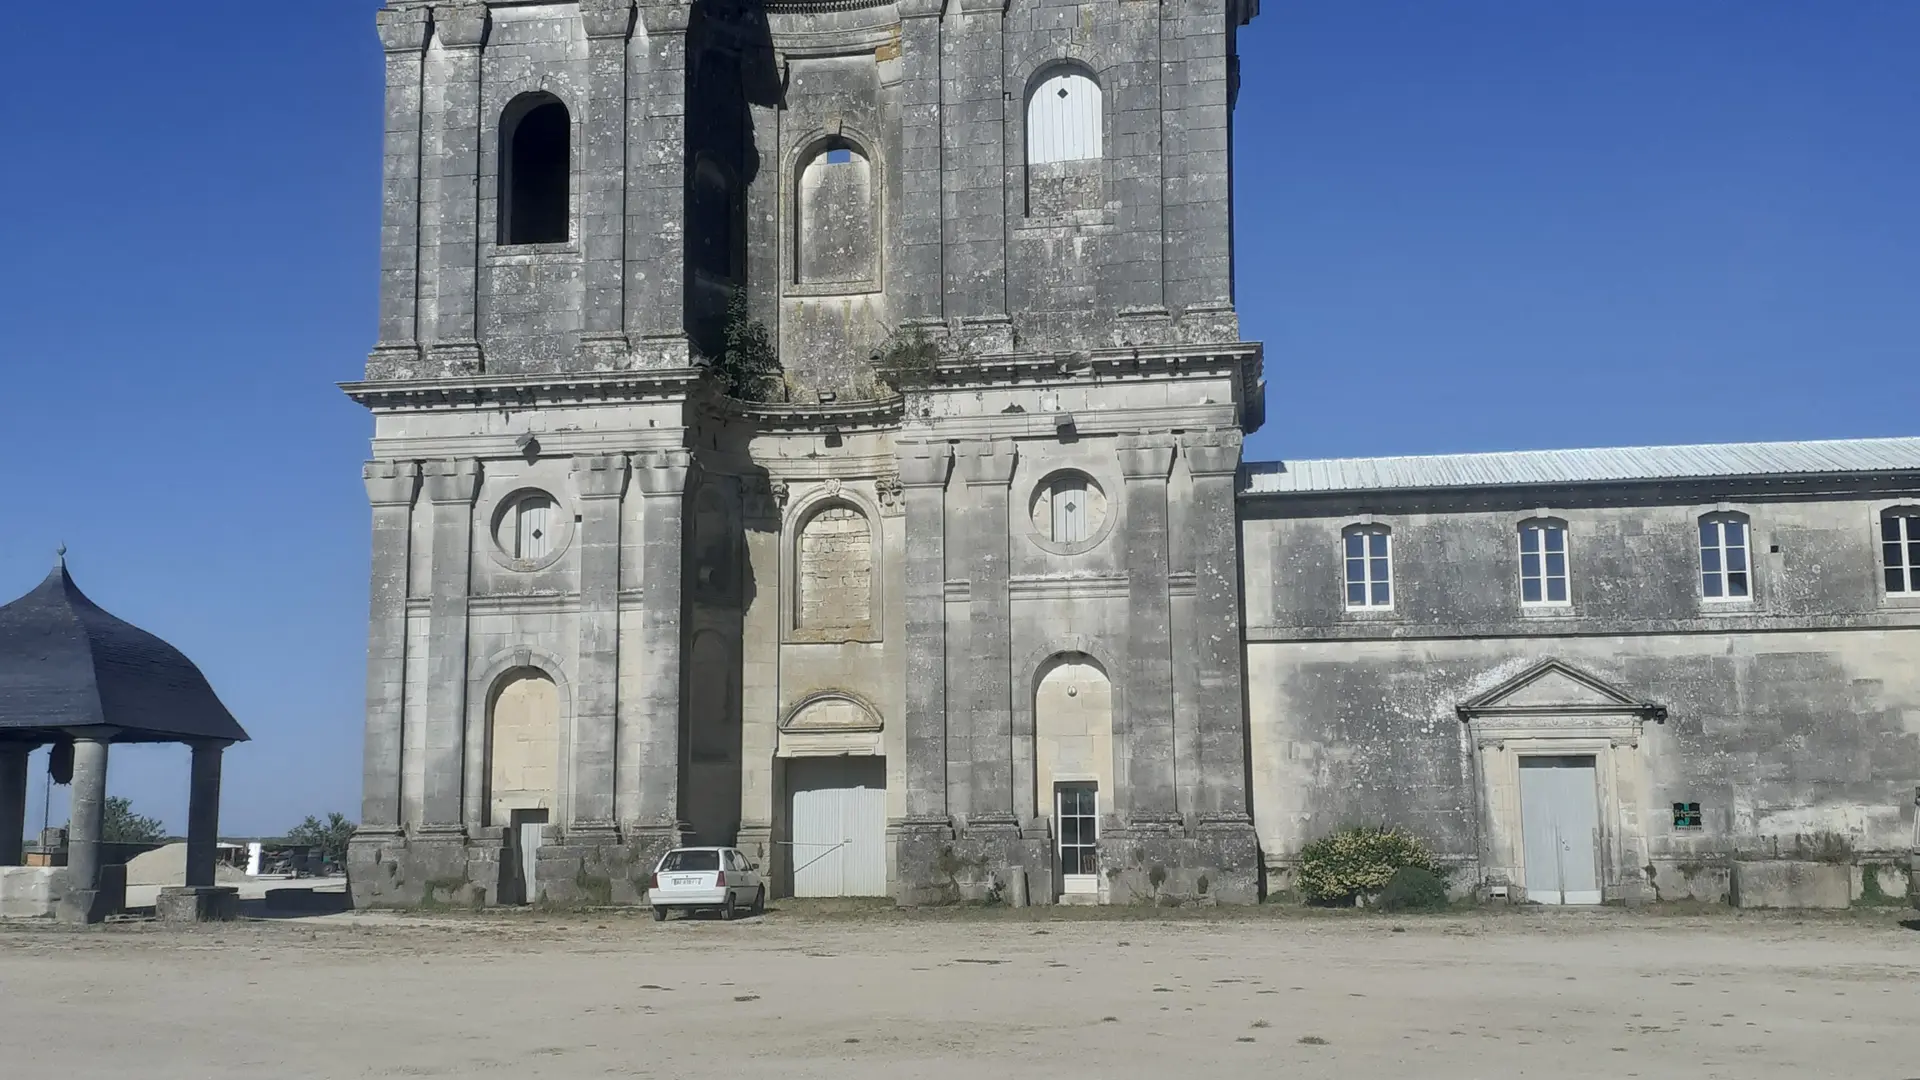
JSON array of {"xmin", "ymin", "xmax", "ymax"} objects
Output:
[{"xmin": 1296, "ymin": 826, "xmax": 1443, "ymax": 905}]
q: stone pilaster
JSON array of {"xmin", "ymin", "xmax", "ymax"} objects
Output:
[
  {"xmin": 184, "ymin": 741, "xmax": 227, "ymax": 888},
  {"xmin": 0, "ymin": 743, "xmax": 30, "ymax": 866},
  {"xmin": 360, "ymin": 460, "xmax": 419, "ymax": 834},
  {"xmin": 579, "ymin": 0, "xmax": 635, "ymax": 366},
  {"xmin": 897, "ymin": 441, "xmax": 952, "ymax": 824},
  {"xmin": 623, "ymin": 448, "xmax": 690, "ymax": 839},
  {"xmin": 1182, "ymin": 430, "xmax": 1252, "ymax": 824},
  {"xmin": 627, "ymin": 1, "xmax": 692, "ymax": 366},
  {"xmin": 420, "ymin": 458, "xmax": 480, "ymax": 832},
  {"xmin": 958, "ymin": 440, "xmax": 1017, "ymax": 828},
  {"xmin": 942, "ymin": 0, "xmax": 1009, "ymax": 320},
  {"xmin": 896, "ymin": 0, "xmax": 943, "ymax": 320},
  {"xmin": 571, "ymin": 453, "xmax": 629, "ymax": 830},
  {"xmin": 369, "ymin": 6, "xmax": 431, "ymax": 373},
  {"xmin": 1163, "ymin": 0, "xmax": 1235, "ymax": 318},
  {"xmin": 427, "ymin": 4, "xmax": 488, "ymax": 373},
  {"xmin": 1118, "ymin": 433, "xmax": 1178, "ymax": 826}
]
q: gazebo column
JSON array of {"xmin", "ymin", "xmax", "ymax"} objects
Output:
[
  {"xmin": 58, "ymin": 731, "xmax": 116, "ymax": 924},
  {"xmin": 184, "ymin": 741, "xmax": 225, "ymax": 887},
  {"xmin": 159, "ymin": 741, "xmax": 238, "ymax": 922},
  {"xmin": 0, "ymin": 743, "xmax": 31, "ymax": 865}
]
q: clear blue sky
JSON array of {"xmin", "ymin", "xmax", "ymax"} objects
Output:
[{"xmin": 0, "ymin": 2, "xmax": 1912, "ymax": 836}]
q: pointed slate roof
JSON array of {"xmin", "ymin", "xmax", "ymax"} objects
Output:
[{"xmin": 0, "ymin": 556, "xmax": 248, "ymax": 744}]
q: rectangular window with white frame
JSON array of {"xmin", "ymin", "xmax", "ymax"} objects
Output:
[
  {"xmin": 1343, "ymin": 526, "xmax": 1393, "ymax": 610},
  {"xmin": 1518, "ymin": 520, "xmax": 1570, "ymax": 606},
  {"xmin": 1700, "ymin": 513, "xmax": 1751, "ymax": 601},
  {"xmin": 1884, "ymin": 509, "xmax": 1920, "ymax": 595}
]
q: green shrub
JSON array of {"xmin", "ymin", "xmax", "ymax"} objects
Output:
[
  {"xmin": 1377, "ymin": 866, "xmax": 1450, "ymax": 912},
  {"xmin": 1296, "ymin": 826, "xmax": 1442, "ymax": 906},
  {"xmin": 711, "ymin": 287, "xmax": 782, "ymax": 401}
]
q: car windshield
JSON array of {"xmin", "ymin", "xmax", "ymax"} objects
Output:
[{"xmin": 660, "ymin": 850, "xmax": 720, "ymax": 872}]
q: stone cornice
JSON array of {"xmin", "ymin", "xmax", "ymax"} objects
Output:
[
  {"xmin": 699, "ymin": 391, "xmax": 905, "ymax": 433},
  {"xmin": 341, "ymin": 369, "xmax": 701, "ymax": 412}
]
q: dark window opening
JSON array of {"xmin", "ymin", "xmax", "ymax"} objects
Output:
[
  {"xmin": 659, "ymin": 849, "xmax": 720, "ymax": 872},
  {"xmin": 1672, "ymin": 802, "xmax": 1702, "ymax": 829},
  {"xmin": 500, "ymin": 96, "xmax": 571, "ymax": 245}
]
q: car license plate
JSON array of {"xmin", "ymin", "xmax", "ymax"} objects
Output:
[{"xmin": 671, "ymin": 876, "xmax": 701, "ymax": 886}]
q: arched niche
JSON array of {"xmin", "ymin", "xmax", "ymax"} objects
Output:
[
  {"xmin": 1033, "ymin": 652, "xmax": 1116, "ymax": 820},
  {"xmin": 787, "ymin": 494, "xmax": 879, "ymax": 642},
  {"xmin": 794, "ymin": 138, "xmax": 879, "ymax": 290},
  {"xmin": 486, "ymin": 668, "xmax": 562, "ymax": 828}
]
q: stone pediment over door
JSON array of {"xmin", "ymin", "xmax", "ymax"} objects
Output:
[
  {"xmin": 1456, "ymin": 660, "xmax": 1667, "ymax": 744},
  {"xmin": 776, "ymin": 690, "xmax": 884, "ymax": 758}
]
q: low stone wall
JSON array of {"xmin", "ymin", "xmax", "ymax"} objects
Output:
[
  {"xmin": 0, "ymin": 866, "xmax": 65, "ymax": 918},
  {"xmin": 1728, "ymin": 861, "xmax": 1852, "ymax": 910}
]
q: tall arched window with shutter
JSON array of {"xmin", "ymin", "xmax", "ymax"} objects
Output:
[{"xmin": 1026, "ymin": 70, "xmax": 1102, "ymax": 165}]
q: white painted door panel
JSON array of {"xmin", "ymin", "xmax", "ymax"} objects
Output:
[
  {"xmin": 1519, "ymin": 756, "xmax": 1601, "ymax": 905},
  {"xmin": 789, "ymin": 757, "xmax": 888, "ymax": 897}
]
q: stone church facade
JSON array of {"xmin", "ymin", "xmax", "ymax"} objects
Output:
[{"xmin": 343, "ymin": 0, "xmax": 1919, "ymax": 909}]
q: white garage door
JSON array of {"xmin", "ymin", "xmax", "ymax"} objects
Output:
[{"xmin": 788, "ymin": 756, "xmax": 887, "ymax": 897}]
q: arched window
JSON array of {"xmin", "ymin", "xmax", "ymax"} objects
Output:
[
  {"xmin": 1342, "ymin": 524, "xmax": 1392, "ymax": 610},
  {"xmin": 1700, "ymin": 512, "xmax": 1751, "ymax": 601},
  {"xmin": 795, "ymin": 140, "xmax": 877, "ymax": 287},
  {"xmin": 1026, "ymin": 69, "xmax": 1102, "ymax": 164},
  {"xmin": 499, "ymin": 94, "xmax": 571, "ymax": 245},
  {"xmin": 796, "ymin": 503, "xmax": 874, "ymax": 632},
  {"xmin": 1518, "ymin": 519, "xmax": 1570, "ymax": 606},
  {"xmin": 1883, "ymin": 507, "xmax": 1920, "ymax": 594}
]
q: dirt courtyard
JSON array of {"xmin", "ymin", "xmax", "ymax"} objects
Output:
[{"xmin": 3, "ymin": 904, "xmax": 1915, "ymax": 1079}]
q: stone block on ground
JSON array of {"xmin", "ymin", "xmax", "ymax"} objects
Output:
[
  {"xmin": 158, "ymin": 885, "xmax": 239, "ymax": 923},
  {"xmin": 1729, "ymin": 860, "xmax": 1850, "ymax": 909}
]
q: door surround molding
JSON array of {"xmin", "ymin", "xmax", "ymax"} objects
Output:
[{"xmin": 1457, "ymin": 660, "xmax": 1666, "ymax": 903}]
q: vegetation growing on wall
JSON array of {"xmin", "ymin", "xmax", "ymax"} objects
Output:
[
  {"xmin": 873, "ymin": 324, "xmax": 939, "ymax": 392},
  {"xmin": 1296, "ymin": 826, "xmax": 1444, "ymax": 906},
  {"xmin": 710, "ymin": 287, "xmax": 783, "ymax": 402}
]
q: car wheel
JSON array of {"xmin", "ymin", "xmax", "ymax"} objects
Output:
[
  {"xmin": 651, "ymin": 906, "xmax": 667, "ymax": 922},
  {"xmin": 720, "ymin": 894, "xmax": 737, "ymax": 921},
  {"xmin": 751, "ymin": 886, "xmax": 765, "ymax": 916}
]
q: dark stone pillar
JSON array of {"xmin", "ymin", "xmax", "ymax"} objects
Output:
[
  {"xmin": 0, "ymin": 743, "xmax": 29, "ymax": 866},
  {"xmin": 184, "ymin": 741, "xmax": 226, "ymax": 888}
]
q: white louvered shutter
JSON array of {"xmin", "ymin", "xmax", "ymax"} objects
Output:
[{"xmin": 1027, "ymin": 72, "xmax": 1102, "ymax": 165}]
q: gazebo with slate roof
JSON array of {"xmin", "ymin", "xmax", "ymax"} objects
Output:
[{"xmin": 0, "ymin": 552, "xmax": 249, "ymax": 923}]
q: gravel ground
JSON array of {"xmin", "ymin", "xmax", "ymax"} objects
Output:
[{"xmin": 3, "ymin": 903, "xmax": 1915, "ymax": 1079}]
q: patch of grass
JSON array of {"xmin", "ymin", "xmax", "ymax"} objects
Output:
[{"xmin": 1298, "ymin": 1035, "xmax": 1329, "ymax": 1046}]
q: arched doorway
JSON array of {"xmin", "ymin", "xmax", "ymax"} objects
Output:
[
  {"xmin": 1034, "ymin": 654, "xmax": 1113, "ymax": 899},
  {"xmin": 487, "ymin": 669, "xmax": 560, "ymax": 904}
]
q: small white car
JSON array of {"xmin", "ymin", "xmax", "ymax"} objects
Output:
[{"xmin": 648, "ymin": 846, "xmax": 765, "ymax": 921}]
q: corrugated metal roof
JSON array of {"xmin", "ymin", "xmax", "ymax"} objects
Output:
[{"xmin": 1242, "ymin": 437, "xmax": 1920, "ymax": 496}]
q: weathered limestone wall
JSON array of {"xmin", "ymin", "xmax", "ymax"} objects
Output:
[{"xmin": 1241, "ymin": 485, "xmax": 1920, "ymax": 901}]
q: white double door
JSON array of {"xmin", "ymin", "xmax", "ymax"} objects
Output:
[
  {"xmin": 788, "ymin": 756, "xmax": 888, "ymax": 897},
  {"xmin": 1518, "ymin": 755, "xmax": 1602, "ymax": 905}
]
